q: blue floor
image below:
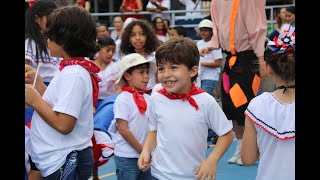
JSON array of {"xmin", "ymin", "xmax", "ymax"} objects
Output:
[{"xmin": 91, "ymin": 139, "xmax": 258, "ymax": 180}]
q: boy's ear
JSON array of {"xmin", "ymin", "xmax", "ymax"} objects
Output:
[
  {"xmin": 123, "ymin": 72, "xmax": 131, "ymax": 81},
  {"xmin": 190, "ymin": 65, "xmax": 199, "ymax": 78}
]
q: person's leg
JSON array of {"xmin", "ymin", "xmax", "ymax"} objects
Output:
[
  {"xmin": 114, "ymin": 156, "xmax": 140, "ymax": 180},
  {"xmin": 225, "ymin": 53, "xmax": 259, "ymax": 165},
  {"xmin": 28, "ymin": 170, "xmax": 43, "ymax": 180},
  {"xmin": 138, "ymin": 168, "xmax": 152, "ymax": 180},
  {"xmin": 227, "ymin": 120, "xmax": 243, "ymax": 164},
  {"xmin": 43, "ymin": 168, "xmax": 62, "ymax": 180},
  {"xmin": 77, "ymin": 146, "xmax": 94, "ymax": 180},
  {"xmin": 92, "ymin": 163, "xmax": 99, "ymax": 180}
]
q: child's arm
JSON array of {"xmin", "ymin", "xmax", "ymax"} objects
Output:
[
  {"xmin": 135, "ymin": 0, "xmax": 143, "ymax": 12},
  {"xmin": 25, "ymin": 84, "xmax": 77, "ymax": 135},
  {"xmin": 194, "ymin": 130, "xmax": 233, "ymax": 179},
  {"xmin": 200, "ymin": 58, "xmax": 222, "ymax": 68},
  {"xmin": 138, "ymin": 131, "xmax": 157, "ymax": 171},
  {"xmin": 241, "ymin": 117, "xmax": 259, "ymax": 166},
  {"xmin": 116, "ymin": 118, "xmax": 144, "ymax": 153}
]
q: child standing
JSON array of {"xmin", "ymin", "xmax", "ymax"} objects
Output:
[
  {"xmin": 138, "ymin": 37, "xmax": 233, "ymax": 180},
  {"xmin": 25, "ymin": 6, "xmax": 99, "ymax": 179},
  {"xmin": 197, "ymin": 19, "xmax": 223, "ymax": 144},
  {"xmin": 109, "ymin": 53, "xmax": 156, "ymax": 180},
  {"xmin": 92, "ymin": 36, "xmax": 120, "ymax": 180},
  {"xmin": 93, "ymin": 36, "xmax": 121, "ymax": 107},
  {"xmin": 25, "ymin": 0, "xmax": 60, "ymax": 86},
  {"xmin": 120, "ymin": 20, "xmax": 160, "ymax": 89},
  {"xmin": 241, "ymin": 24, "xmax": 295, "ymax": 179}
]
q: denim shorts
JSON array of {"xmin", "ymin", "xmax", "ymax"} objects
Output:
[
  {"xmin": 201, "ymin": 80, "xmax": 218, "ymax": 97},
  {"xmin": 114, "ymin": 155, "xmax": 152, "ymax": 180},
  {"xmin": 44, "ymin": 146, "xmax": 93, "ymax": 180}
]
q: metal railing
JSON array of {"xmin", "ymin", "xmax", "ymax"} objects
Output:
[{"xmin": 91, "ymin": 4, "xmax": 294, "ymax": 32}]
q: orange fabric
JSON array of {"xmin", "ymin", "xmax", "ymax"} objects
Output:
[
  {"xmin": 252, "ymin": 74, "xmax": 261, "ymax": 96},
  {"xmin": 229, "ymin": 83, "xmax": 247, "ymax": 108},
  {"xmin": 228, "ymin": 0, "xmax": 240, "ymax": 69},
  {"xmin": 228, "ymin": 56, "xmax": 237, "ymax": 69}
]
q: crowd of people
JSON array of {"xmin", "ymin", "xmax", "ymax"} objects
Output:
[{"xmin": 25, "ymin": 0, "xmax": 295, "ymax": 180}]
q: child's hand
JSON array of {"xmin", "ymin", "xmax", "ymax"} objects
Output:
[
  {"xmin": 151, "ymin": 0, "xmax": 157, "ymax": 5},
  {"xmin": 25, "ymin": 84, "xmax": 42, "ymax": 107},
  {"xmin": 194, "ymin": 158, "xmax": 217, "ymax": 180},
  {"xmin": 25, "ymin": 64, "xmax": 36, "ymax": 84},
  {"xmin": 93, "ymin": 106, "xmax": 96, "ymax": 114},
  {"xmin": 199, "ymin": 47, "xmax": 213, "ymax": 57},
  {"xmin": 138, "ymin": 151, "xmax": 151, "ymax": 172}
]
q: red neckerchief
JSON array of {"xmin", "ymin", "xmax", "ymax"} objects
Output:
[
  {"xmin": 77, "ymin": 0, "xmax": 86, "ymax": 8},
  {"xmin": 122, "ymin": 85, "xmax": 152, "ymax": 114},
  {"xmin": 59, "ymin": 57, "xmax": 101, "ymax": 107},
  {"xmin": 156, "ymin": 29, "xmax": 165, "ymax": 36},
  {"xmin": 28, "ymin": 0, "xmax": 36, "ymax": 7},
  {"xmin": 157, "ymin": 83, "xmax": 205, "ymax": 110}
]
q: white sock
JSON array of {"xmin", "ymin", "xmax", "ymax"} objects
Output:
[{"xmin": 234, "ymin": 139, "xmax": 242, "ymax": 156}]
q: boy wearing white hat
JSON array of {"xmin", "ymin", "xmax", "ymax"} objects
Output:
[
  {"xmin": 197, "ymin": 19, "xmax": 223, "ymax": 144},
  {"xmin": 109, "ymin": 53, "xmax": 156, "ymax": 180}
]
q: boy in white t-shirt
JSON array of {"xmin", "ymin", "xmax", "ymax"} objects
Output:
[
  {"xmin": 138, "ymin": 37, "xmax": 233, "ymax": 180},
  {"xmin": 25, "ymin": 6, "xmax": 98, "ymax": 179},
  {"xmin": 109, "ymin": 53, "xmax": 156, "ymax": 180}
]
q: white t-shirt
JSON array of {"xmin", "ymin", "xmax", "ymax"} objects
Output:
[
  {"xmin": 179, "ymin": 0, "xmax": 202, "ymax": 17},
  {"xmin": 146, "ymin": 0, "xmax": 171, "ymax": 20},
  {"xmin": 30, "ymin": 65, "xmax": 94, "ymax": 177},
  {"xmin": 111, "ymin": 91, "xmax": 150, "ymax": 158},
  {"xmin": 245, "ymin": 92, "xmax": 295, "ymax": 180},
  {"xmin": 25, "ymin": 126, "xmax": 31, "ymax": 174},
  {"xmin": 113, "ymin": 39, "xmax": 122, "ymax": 63},
  {"xmin": 145, "ymin": 52, "xmax": 157, "ymax": 89},
  {"xmin": 97, "ymin": 61, "xmax": 119, "ymax": 100},
  {"xmin": 110, "ymin": 30, "xmax": 122, "ymax": 41},
  {"xmin": 25, "ymin": 38, "xmax": 62, "ymax": 83},
  {"xmin": 197, "ymin": 40, "xmax": 222, "ymax": 81},
  {"xmin": 149, "ymin": 91, "xmax": 232, "ymax": 179}
]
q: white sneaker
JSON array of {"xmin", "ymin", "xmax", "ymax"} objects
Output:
[
  {"xmin": 228, "ymin": 154, "xmax": 240, "ymax": 164},
  {"xmin": 236, "ymin": 158, "xmax": 244, "ymax": 166}
]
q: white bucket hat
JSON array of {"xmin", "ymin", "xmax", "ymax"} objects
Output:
[
  {"xmin": 195, "ymin": 19, "xmax": 214, "ymax": 33},
  {"xmin": 122, "ymin": 17, "xmax": 137, "ymax": 30},
  {"xmin": 115, "ymin": 53, "xmax": 157, "ymax": 87}
]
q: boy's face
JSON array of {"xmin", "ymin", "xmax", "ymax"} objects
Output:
[
  {"xmin": 124, "ymin": 64, "xmax": 150, "ymax": 91},
  {"xmin": 199, "ymin": 28, "xmax": 213, "ymax": 41},
  {"xmin": 47, "ymin": 38, "xmax": 64, "ymax": 58},
  {"xmin": 157, "ymin": 62, "xmax": 198, "ymax": 94},
  {"xmin": 169, "ymin": 29, "xmax": 182, "ymax": 38}
]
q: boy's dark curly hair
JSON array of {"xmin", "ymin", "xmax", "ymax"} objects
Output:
[{"xmin": 45, "ymin": 6, "xmax": 97, "ymax": 58}]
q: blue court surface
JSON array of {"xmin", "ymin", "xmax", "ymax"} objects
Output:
[{"xmin": 90, "ymin": 138, "xmax": 258, "ymax": 180}]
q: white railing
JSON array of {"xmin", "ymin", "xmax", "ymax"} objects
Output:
[{"xmin": 91, "ymin": 4, "xmax": 294, "ymax": 32}]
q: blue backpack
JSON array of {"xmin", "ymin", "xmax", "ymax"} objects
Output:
[{"xmin": 94, "ymin": 93, "xmax": 120, "ymax": 133}]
